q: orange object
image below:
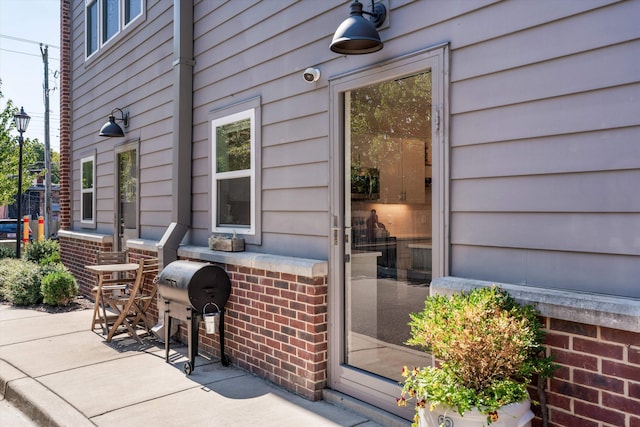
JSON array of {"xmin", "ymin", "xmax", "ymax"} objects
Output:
[
  {"xmin": 38, "ymin": 216, "xmax": 45, "ymax": 241},
  {"xmin": 23, "ymin": 216, "xmax": 29, "ymax": 244}
]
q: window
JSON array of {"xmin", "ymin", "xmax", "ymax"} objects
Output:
[
  {"xmin": 210, "ymin": 98, "xmax": 261, "ymax": 241},
  {"xmin": 86, "ymin": 0, "xmax": 144, "ymax": 58},
  {"xmin": 81, "ymin": 155, "xmax": 96, "ymax": 226},
  {"xmin": 212, "ymin": 110, "xmax": 255, "ymax": 235}
]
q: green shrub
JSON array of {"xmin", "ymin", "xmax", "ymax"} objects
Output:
[
  {"xmin": 41, "ymin": 267, "xmax": 78, "ymax": 306},
  {"xmin": 0, "ymin": 258, "xmax": 43, "ymax": 305},
  {"xmin": 399, "ymin": 286, "xmax": 556, "ymax": 424},
  {"xmin": 0, "ymin": 246, "xmax": 15, "ymax": 260},
  {"xmin": 25, "ymin": 239, "xmax": 60, "ymax": 265}
]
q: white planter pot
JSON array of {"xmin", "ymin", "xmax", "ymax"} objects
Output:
[{"xmin": 418, "ymin": 400, "xmax": 534, "ymax": 427}]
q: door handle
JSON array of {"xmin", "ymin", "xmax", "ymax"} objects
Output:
[{"xmin": 331, "ymin": 227, "xmax": 341, "ymax": 245}]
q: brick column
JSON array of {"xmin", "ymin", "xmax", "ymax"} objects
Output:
[{"xmin": 59, "ymin": 0, "xmax": 71, "ymax": 230}]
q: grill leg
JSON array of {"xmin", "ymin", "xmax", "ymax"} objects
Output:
[
  {"xmin": 164, "ymin": 302, "xmax": 171, "ymax": 363},
  {"xmin": 186, "ymin": 307, "xmax": 199, "ymax": 369},
  {"xmin": 220, "ymin": 309, "xmax": 229, "ymax": 366}
]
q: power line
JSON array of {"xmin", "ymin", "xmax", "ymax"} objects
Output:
[
  {"xmin": 0, "ymin": 48, "xmax": 60, "ymax": 61},
  {"xmin": 0, "ymin": 34, "xmax": 59, "ymax": 49}
]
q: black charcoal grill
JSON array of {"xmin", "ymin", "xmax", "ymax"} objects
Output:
[{"xmin": 157, "ymin": 260, "xmax": 231, "ymax": 374}]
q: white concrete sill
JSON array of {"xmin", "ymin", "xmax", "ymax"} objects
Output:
[
  {"xmin": 431, "ymin": 277, "xmax": 640, "ymax": 333},
  {"xmin": 178, "ymin": 245, "xmax": 328, "ymax": 278}
]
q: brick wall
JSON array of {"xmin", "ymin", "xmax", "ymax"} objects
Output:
[
  {"xmin": 539, "ymin": 318, "xmax": 640, "ymax": 427},
  {"xmin": 59, "ymin": 236, "xmax": 113, "ymax": 299},
  {"xmin": 61, "ymin": 240, "xmax": 328, "ymax": 401},
  {"xmin": 176, "ymin": 259, "xmax": 329, "ymax": 401},
  {"xmin": 60, "ymin": 237, "xmax": 158, "ymax": 321}
]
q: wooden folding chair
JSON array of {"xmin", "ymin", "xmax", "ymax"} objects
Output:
[
  {"xmin": 90, "ymin": 250, "xmax": 136, "ymax": 334},
  {"xmin": 104, "ymin": 257, "xmax": 159, "ymax": 342}
]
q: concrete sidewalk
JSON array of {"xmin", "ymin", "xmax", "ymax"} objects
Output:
[{"xmin": 0, "ymin": 304, "xmax": 407, "ymax": 427}]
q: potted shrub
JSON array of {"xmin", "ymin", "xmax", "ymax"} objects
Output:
[{"xmin": 398, "ymin": 286, "xmax": 556, "ymax": 427}]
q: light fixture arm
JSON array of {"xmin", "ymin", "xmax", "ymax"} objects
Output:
[
  {"xmin": 358, "ymin": 0, "xmax": 386, "ymax": 27},
  {"xmin": 110, "ymin": 108, "xmax": 129, "ymax": 128}
]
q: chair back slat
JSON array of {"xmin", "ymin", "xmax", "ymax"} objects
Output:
[
  {"xmin": 97, "ymin": 250, "xmax": 127, "ymax": 265},
  {"xmin": 130, "ymin": 258, "xmax": 159, "ymax": 295}
]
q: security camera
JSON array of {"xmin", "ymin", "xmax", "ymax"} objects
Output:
[{"xmin": 303, "ymin": 67, "xmax": 320, "ymax": 83}]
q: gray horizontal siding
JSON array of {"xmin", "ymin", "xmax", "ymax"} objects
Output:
[
  {"xmin": 445, "ymin": 0, "xmax": 639, "ymax": 295},
  {"xmin": 69, "ymin": 0, "xmax": 174, "ymax": 239},
  {"xmin": 452, "ymin": 84, "xmax": 640, "ymax": 147},
  {"xmin": 189, "ymin": 0, "xmax": 342, "ymax": 257},
  {"xmin": 451, "ymin": 39, "xmax": 640, "ymax": 114},
  {"xmin": 451, "ymin": 212, "xmax": 640, "ymax": 256},
  {"xmin": 68, "ymin": 0, "xmax": 639, "ymax": 292},
  {"xmin": 451, "ymin": 245, "xmax": 640, "ymax": 298},
  {"xmin": 451, "ymin": 127, "xmax": 640, "ymax": 179},
  {"xmin": 452, "ymin": 170, "xmax": 640, "ymax": 213},
  {"xmin": 449, "ymin": 0, "xmax": 635, "ymax": 81}
]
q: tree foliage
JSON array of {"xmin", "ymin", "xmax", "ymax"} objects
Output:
[{"xmin": 350, "ymin": 72, "xmax": 432, "ymax": 168}]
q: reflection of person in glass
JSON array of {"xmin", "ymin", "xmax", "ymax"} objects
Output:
[{"xmin": 366, "ymin": 209, "xmax": 385, "ymax": 241}]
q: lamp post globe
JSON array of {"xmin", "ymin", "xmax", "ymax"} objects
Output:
[{"xmin": 13, "ymin": 107, "xmax": 30, "ymax": 258}]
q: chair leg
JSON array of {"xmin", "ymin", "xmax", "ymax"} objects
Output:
[
  {"xmin": 129, "ymin": 297, "xmax": 154, "ymax": 332},
  {"xmin": 106, "ymin": 298, "xmax": 140, "ymax": 343},
  {"xmin": 100, "ymin": 292, "xmax": 111, "ymax": 335},
  {"xmin": 91, "ymin": 293, "xmax": 101, "ymax": 331}
]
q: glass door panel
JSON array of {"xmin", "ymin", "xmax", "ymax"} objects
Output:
[
  {"xmin": 345, "ymin": 72, "xmax": 434, "ymax": 381},
  {"xmin": 117, "ymin": 148, "xmax": 137, "ymax": 250}
]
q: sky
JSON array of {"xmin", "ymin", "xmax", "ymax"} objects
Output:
[{"xmin": 0, "ymin": 0, "xmax": 61, "ymax": 152}]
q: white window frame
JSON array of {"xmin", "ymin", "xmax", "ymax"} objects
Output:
[
  {"xmin": 211, "ymin": 109, "xmax": 257, "ymax": 237},
  {"xmin": 85, "ymin": 0, "xmax": 145, "ymax": 59},
  {"xmin": 80, "ymin": 154, "xmax": 96, "ymax": 227}
]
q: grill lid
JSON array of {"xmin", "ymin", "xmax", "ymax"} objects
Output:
[{"xmin": 157, "ymin": 260, "xmax": 231, "ymax": 313}]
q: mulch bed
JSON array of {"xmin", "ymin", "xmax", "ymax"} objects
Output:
[{"xmin": 21, "ymin": 295, "xmax": 95, "ymax": 314}]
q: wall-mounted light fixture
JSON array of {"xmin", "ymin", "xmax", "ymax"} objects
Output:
[
  {"xmin": 330, "ymin": 0, "xmax": 387, "ymax": 55},
  {"xmin": 98, "ymin": 108, "xmax": 129, "ymax": 137}
]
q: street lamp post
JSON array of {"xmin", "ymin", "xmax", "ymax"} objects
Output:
[{"xmin": 13, "ymin": 107, "xmax": 30, "ymax": 258}]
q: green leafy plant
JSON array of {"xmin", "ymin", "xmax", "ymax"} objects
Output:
[
  {"xmin": 0, "ymin": 245, "xmax": 15, "ymax": 259},
  {"xmin": 0, "ymin": 258, "xmax": 43, "ymax": 305},
  {"xmin": 25, "ymin": 239, "xmax": 60, "ymax": 265},
  {"xmin": 41, "ymin": 266, "xmax": 78, "ymax": 306},
  {"xmin": 398, "ymin": 286, "xmax": 556, "ymax": 426}
]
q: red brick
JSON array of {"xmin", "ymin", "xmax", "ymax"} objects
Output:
[
  {"xmin": 630, "ymin": 346, "xmax": 640, "ymax": 365},
  {"xmin": 573, "ymin": 369, "xmax": 624, "ymax": 393},
  {"xmin": 544, "ymin": 332, "xmax": 570, "ymax": 349},
  {"xmin": 630, "ymin": 382, "xmax": 640, "ymax": 399},
  {"xmin": 631, "ymin": 415, "xmax": 640, "ymax": 427},
  {"xmin": 601, "ymin": 327, "xmax": 640, "ymax": 346},
  {"xmin": 551, "ymin": 348, "xmax": 598, "ymax": 371},
  {"xmin": 602, "ymin": 391, "xmax": 640, "ymax": 414},
  {"xmin": 281, "ymin": 273, "xmax": 296, "ymax": 282},
  {"xmin": 549, "ymin": 319, "xmax": 597, "ymax": 337},
  {"xmin": 573, "ymin": 337, "xmax": 623, "ymax": 360},
  {"xmin": 545, "ymin": 392, "xmax": 571, "ymax": 411},
  {"xmin": 550, "ymin": 379, "xmax": 599, "ymax": 402},
  {"xmin": 574, "ymin": 400, "xmax": 626, "ymax": 426},
  {"xmin": 602, "ymin": 359, "xmax": 640, "ymax": 380},
  {"xmin": 550, "ymin": 409, "xmax": 598, "ymax": 427}
]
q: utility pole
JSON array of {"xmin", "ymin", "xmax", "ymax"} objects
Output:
[{"xmin": 41, "ymin": 44, "xmax": 52, "ymax": 238}]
